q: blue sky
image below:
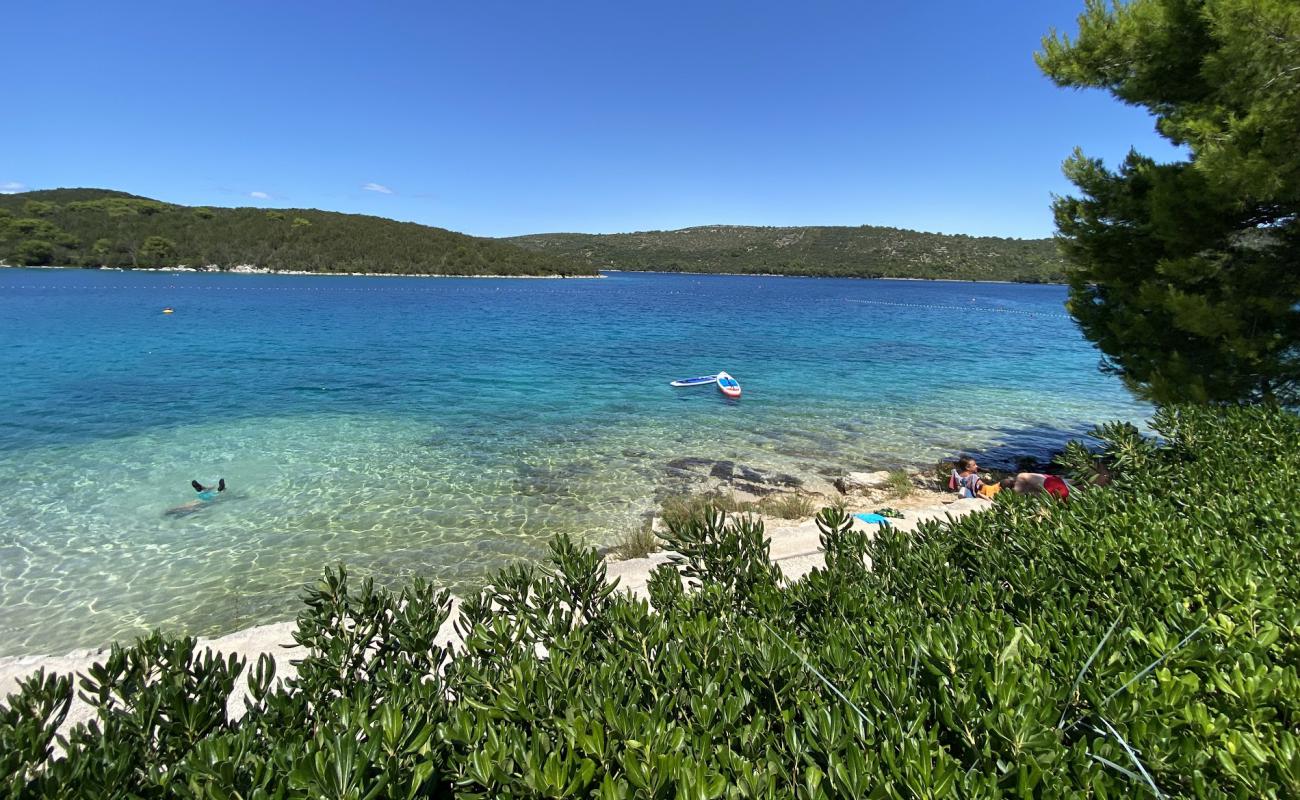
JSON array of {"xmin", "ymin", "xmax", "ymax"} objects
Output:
[{"xmin": 4, "ymin": 1, "xmax": 1183, "ymax": 239}]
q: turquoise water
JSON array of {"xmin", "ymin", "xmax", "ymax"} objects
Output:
[{"xmin": 0, "ymin": 268, "xmax": 1149, "ymax": 655}]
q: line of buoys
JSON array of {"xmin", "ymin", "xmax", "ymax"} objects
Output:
[
  {"xmin": 844, "ymin": 298, "xmax": 1071, "ymax": 319},
  {"xmin": 3, "ymin": 284, "xmax": 1070, "ymax": 318}
]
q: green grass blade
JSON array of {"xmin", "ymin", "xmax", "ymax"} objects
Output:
[
  {"xmin": 1057, "ymin": 616, "xmax": 1120, "ymax": 729},
  {"xmin": 758, "ymin": 619, "xmax": 872, "ymax": 734},
  {"xmin": 1099, "ymin": 717, "xmax": 1164, "ymax": 798}
]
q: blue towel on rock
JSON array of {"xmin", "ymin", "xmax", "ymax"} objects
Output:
[{"xmin": 853, "ymin": 513, "xmax": 892, "ymax": 527}]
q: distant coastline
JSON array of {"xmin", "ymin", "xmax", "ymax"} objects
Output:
[
  {"xmin": 2, "ymin": 263, "xmax": 1056, "ymax": 284},
  {"xmin": 0, "ymin": 188, "xmax": 594, "ymax": 278},
  {"xmin": 0, "ymin": 264, "xmax": 605, "ymax": 279},
  {"xmin": 599, "ymin": 268, "xmax": 1051, "ymax": 286},
  {"xmin": 3, "ymin": 189, "xmax": 1063, "ymax": 283},
  {"xmin": 506, "ymin": 225, "xmax": 1066, "ymax": 283}
]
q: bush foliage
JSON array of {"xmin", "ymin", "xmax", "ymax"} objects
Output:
[
  {"xmin": 612, "ymin": 519, "xmax": 660, "ymax": 561},
  {"xmin": 757, "ymin": 493, "xmax": 817, "ymax": 520},
  {"xmin": 3, "ymin": 405, "xmax": 1299, "ymax": 797}
]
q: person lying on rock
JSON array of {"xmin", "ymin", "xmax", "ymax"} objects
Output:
[{"xmin": 1012, "ymin": 472, "xmax": 1071, "ymax": 500}]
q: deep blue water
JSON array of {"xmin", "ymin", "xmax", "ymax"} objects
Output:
[{"xmin": 0, "ymin": 268, "xmax": 1149, "ymax": 655}]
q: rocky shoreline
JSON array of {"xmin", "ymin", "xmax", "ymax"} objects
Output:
[
  {"xmin": 0, "ymin": 451, "xmax": 984, "ymax": 736},
  {"xmin": 0, "ymin": 442, "xmax": 993, "ymax": 744},
  {"xmin": 1, "ymin": 492, "xmax": 988, "ymax": 736}
]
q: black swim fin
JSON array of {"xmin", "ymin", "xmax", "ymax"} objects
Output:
[
  {"xmin": 192, "ymin": 480, "xmax": 205, "ymax": 493},
  {"xmin": 218, "ymin": 478, "xmax": 226, "ymax": 492}
]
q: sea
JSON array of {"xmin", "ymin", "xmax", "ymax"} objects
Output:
[{"xmin": 0, "ymin": 268, "xmax": 1149, "ymax": 656}]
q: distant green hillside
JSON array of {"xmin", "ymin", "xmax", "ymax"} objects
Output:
[
  {"xmin": 0, "ymin": 189, "xmax": 593, "ymax": 277},
  {"xmin": 506, "ymin": 225, "xmax": 1065, "ymax": 282}
]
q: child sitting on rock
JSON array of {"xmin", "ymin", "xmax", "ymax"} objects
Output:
[{"xmin": 949, "ymin": 457, "xmax": 990, "ymax": 499}]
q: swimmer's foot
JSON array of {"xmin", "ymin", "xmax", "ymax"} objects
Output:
[
  {"xmin": 218, "ymin": 478, "xmax": 226, "ymax": 492},
  {"xmin": 191, "ymin": 480, "xmax": 205, "ymax": 493}
]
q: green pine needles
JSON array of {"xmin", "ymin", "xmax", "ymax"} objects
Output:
[
  {"xmin": 1039, "ymin": 0, "xmax": 1300, "ymax": 405},
  {"xmin": 3, "ymin": 404, "xmax": 1300, "ymax": 796}
]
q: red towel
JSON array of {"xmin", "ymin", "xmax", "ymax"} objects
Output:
[{"xmin": 1043, "ymin": 475, "xmax": 1070, "ymax": 500}]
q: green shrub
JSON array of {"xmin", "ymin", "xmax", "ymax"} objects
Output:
[
  {"xmin": 13, "ymin": 239, "xmax": 54, "ymax": 266},
  {"xmin": 658, "ymin": 491, "xmax": 754, "ymax": 530},
  {"xmin": 3, "ymin": 405, "xmax": 1298, "ymax": 797},
  {"xmin": 758, "ymin": 492, "xmax": 816, "ymax": 519},
  {"xmin": 886, "ymin": 468, "xmax": 915, "ymax": 498},
  {"xmin": 612, "ymin": 518, "xmax": 659, "ymax": 560}
]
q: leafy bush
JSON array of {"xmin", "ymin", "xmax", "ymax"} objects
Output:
[
  {"xmin": 612, "ymin": 518, "xmax": 659, "ymax": 560},
  {"xmin": 886, "ymin": 468, "xmax": 914, "ymax": 498},
  {"xmin": 658, "ymin": 491, "xmax": 754, "ymax": 530},
  {"xmin": 3, "ymin": 405, "xmax": 1299, "ymax": 796},
  {"xmin": 758, "ymin": 492, "xmax": 817, "ymax": 519}
]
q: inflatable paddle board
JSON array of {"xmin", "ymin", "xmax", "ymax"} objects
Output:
[
  {"xmin": 670, "ymin": 374, "xmax": 719, "ymax": 387},
  {"xmin": 716, "ymin": 371, "xmax": 742, "ymax": 398}
]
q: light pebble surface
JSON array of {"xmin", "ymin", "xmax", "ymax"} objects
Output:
[{"xmin": 1, "ymin": 496, "xmax": 989, "ymax": 732}]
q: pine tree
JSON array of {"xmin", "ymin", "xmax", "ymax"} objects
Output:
[{"xmin": 1038, "ymin": 0, "xmax": 1300, "ymax": 405}]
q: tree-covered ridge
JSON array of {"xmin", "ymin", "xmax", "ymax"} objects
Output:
[
  {"xmin": 0, "ymin": 189, "xmax": 595, "ymax": 277},
  {"xmin": 506, "ymin": 225, "xmax": 1066, "ymax": 282}
]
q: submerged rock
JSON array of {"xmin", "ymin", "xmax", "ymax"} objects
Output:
[
  {"xmin": 661, "ymin": 457, "xmax": 803, "ymax": 496},
  {"xmin": 834, "ymin": 470, "xmax": 895, "ymax": 494}
]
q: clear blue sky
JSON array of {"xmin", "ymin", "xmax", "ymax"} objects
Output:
[{"xmin": 5, "ymin": 0, "xmax": 1182, "ymax": 239}]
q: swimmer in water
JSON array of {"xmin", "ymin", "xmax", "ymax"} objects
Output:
[
  {"xmin": 166, "ymin": 479, "xmax": 227, "ymax": 516},
  {"xmin": 191, "ymin": 478, "xmax": 226, "ymax": 500}
]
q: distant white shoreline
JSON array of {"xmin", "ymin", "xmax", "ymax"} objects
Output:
[
  {"xmin": 0, "ymin": 264, "xmax": 604, "ymax": 279},
  {"xmin": 2, "ymin": 264, "xmax": 1063, "ymax": 285},
  {"xmin": 600, "ymin": 268, "xmax": 1047, "ymax": 286}
]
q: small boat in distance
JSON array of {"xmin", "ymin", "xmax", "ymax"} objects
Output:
[
  {"xmin": 716, "ymin": 371, "xmax": 741, "ymax": 398},
  {"xmin": 670, "ymin": 374, "xmax": 719, "ymax": 387}
]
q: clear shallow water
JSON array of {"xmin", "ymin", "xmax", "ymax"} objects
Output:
[{"xmin": 0, "ymin": 268, "xmax": 1149, "ymax": 655}]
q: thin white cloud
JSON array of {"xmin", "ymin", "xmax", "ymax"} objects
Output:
[
  {"xmin": 363, "ymin": 182, "xmax": 394, "ymax": 194},
  {"xmin": 0, "ymin": 181, "xmax": 28, "ymax": 194},
  {"xmin": 248, "ymin": 191, "xmax": 270, "ymax": 200}
]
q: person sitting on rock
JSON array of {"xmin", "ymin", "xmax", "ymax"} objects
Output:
[{"xmin": 949, "ymin": 457, "xmax": 990, "ymax": 499}]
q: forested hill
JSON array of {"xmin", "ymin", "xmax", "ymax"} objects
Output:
[
  {"xmin": 505, "ymin": 225, "xmax": 1065, "ymax": 282},
  {"xmin": 0, "ymin": 189, "xmax": 594, "ymax": 277}
]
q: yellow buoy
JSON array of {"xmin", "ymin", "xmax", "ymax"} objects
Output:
[{"xmin": 162, "ymin": 308, "xmax": 174, "ymax": 314}]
